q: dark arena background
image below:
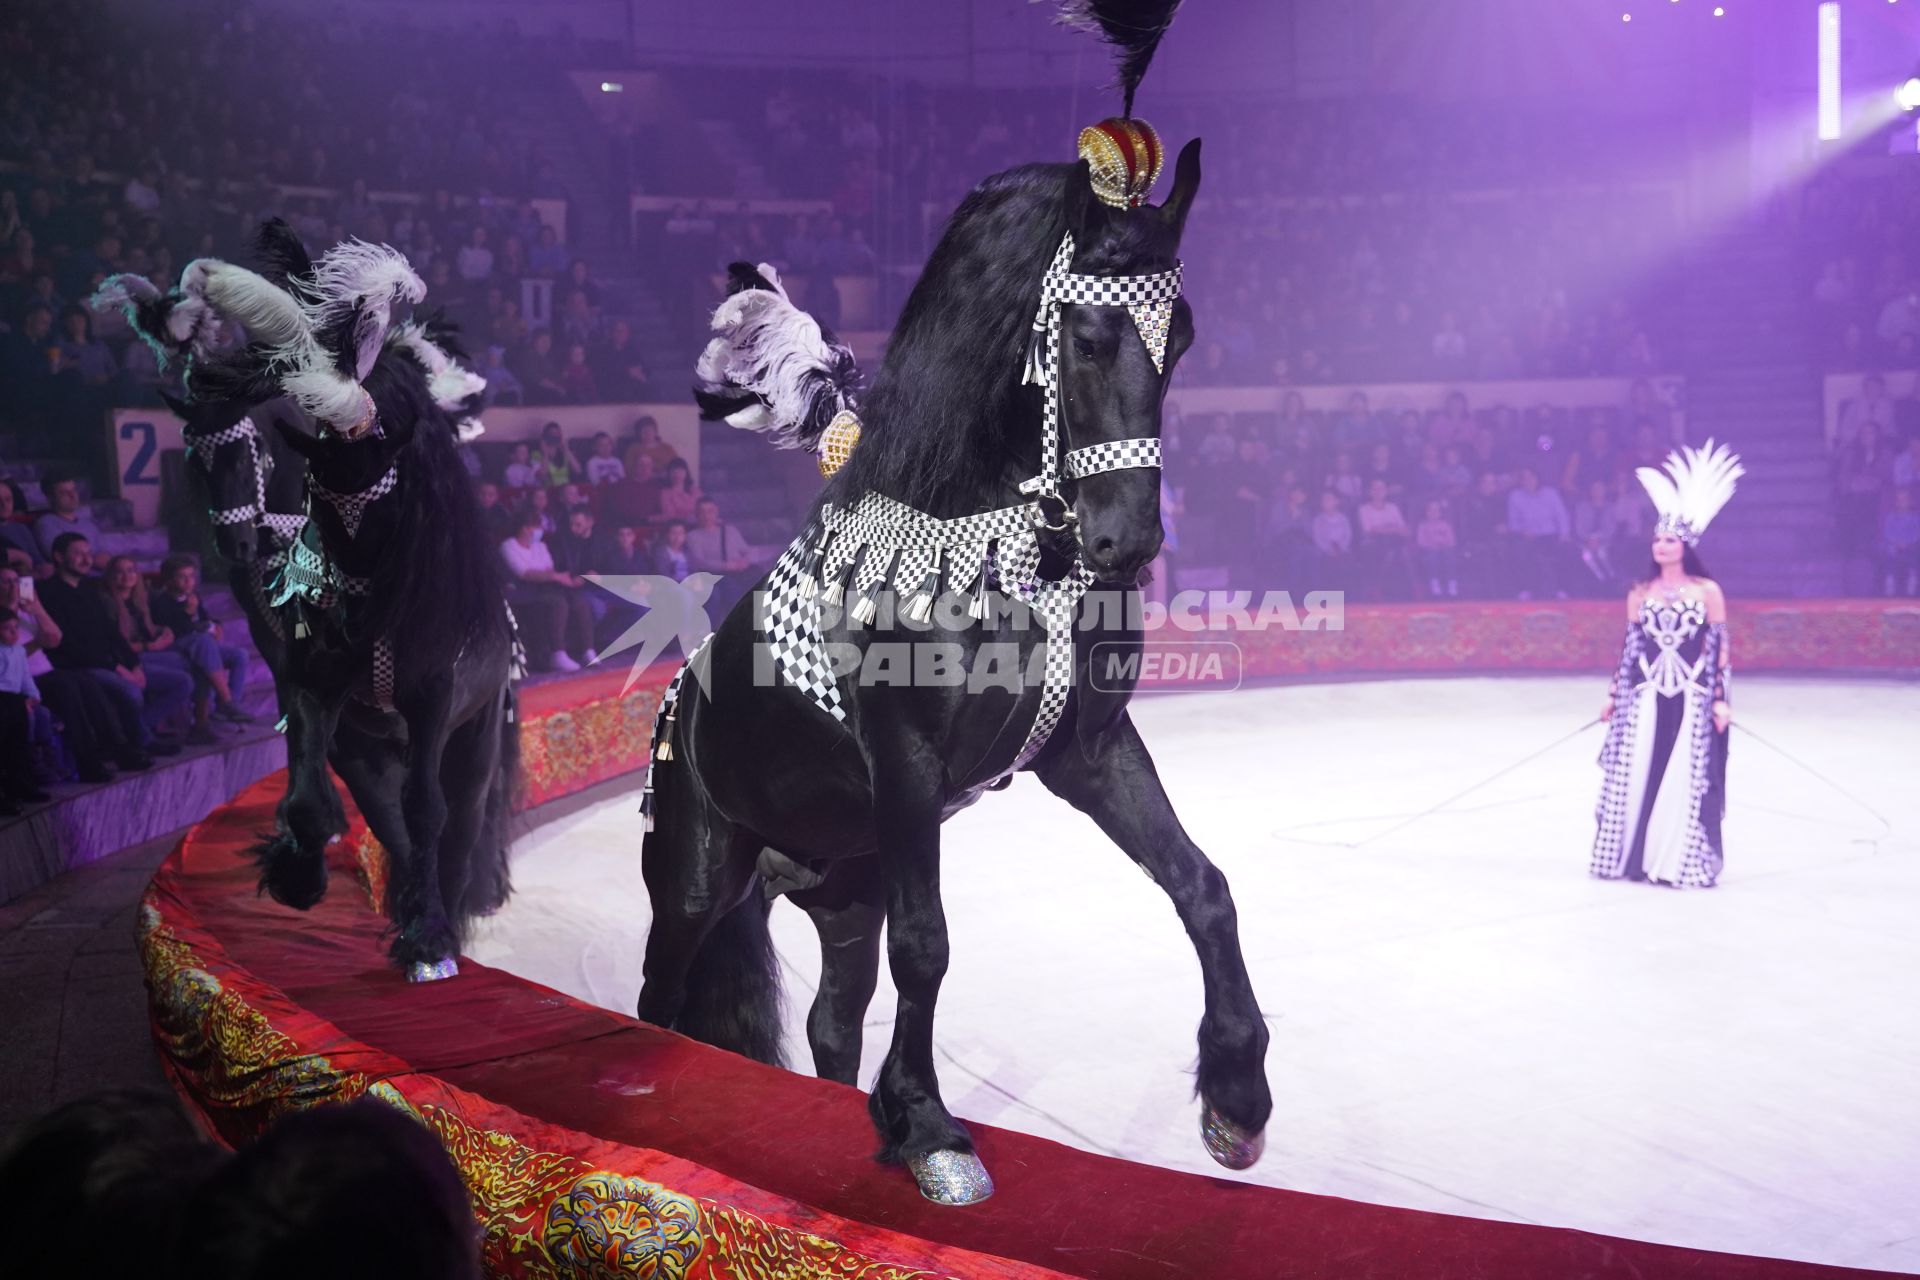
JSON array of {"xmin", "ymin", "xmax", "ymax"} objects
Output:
[{"xmin": 1, "ymin": 0, "xmax": 1917, "ymax": 1276}]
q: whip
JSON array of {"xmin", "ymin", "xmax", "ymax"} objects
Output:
[
  {"xmin": 1347, "ymin": 717, "xmax": 1604, "ymax": 850},
  {"xmin": 1733, "ymin": 721, "xmax": 1893, "ymax": 835}
]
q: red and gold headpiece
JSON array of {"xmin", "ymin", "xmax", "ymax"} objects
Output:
[{"xmin": 1076, "ymin": 117, "xmax": 1165, "ymax": 209}]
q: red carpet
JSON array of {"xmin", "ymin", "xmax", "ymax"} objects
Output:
[{"xmin": 140, "ymin": 772, "xmax": 1908, "ymax": 1279}]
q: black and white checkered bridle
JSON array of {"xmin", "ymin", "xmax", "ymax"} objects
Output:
[
  {"xmin": 185, "ymin": 416, "xmax": 274, "ymax": 530},
  {"xmin": 1019, "ymin": 232, "xmax": 1180, "ymax": 521}
]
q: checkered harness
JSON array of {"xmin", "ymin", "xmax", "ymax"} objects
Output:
[{"xmin": 752, "ymin": 232, "xmax": 1180, "ymax": 776}]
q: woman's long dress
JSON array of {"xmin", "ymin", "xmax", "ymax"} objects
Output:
[{"xmin": 1590, "ymin": 596, "xmax": 1729, "ymax": 888}]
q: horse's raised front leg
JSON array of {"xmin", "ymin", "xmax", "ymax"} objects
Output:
[
  {"xmin": 1034, "ymin": 709, "xmax": 1272, "ymax": 1170},
  {"xmin": 865, "ymin": 752, "xmax": 989, "ymax": 1206},
  {"xmin": 258, "ymin": 682, "xmax": 343, "ymax": 910},
  {"xmin": 790, "ymin": 856, "xmax": 886, "ymax": 1087}
]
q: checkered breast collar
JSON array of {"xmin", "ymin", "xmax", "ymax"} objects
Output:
[
  {"xmin": 307, "ymin": 462, "xmax": 399, "ymax": 540},
  {"xmin": 1019, "ymin": 231, "xmax": 1179, "ymax": 503}
]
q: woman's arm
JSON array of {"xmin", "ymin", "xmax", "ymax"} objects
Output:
[
  {"xmin": 1702, "ymin": 579, "xmax": 1731, "ymax": 731},
  {"xmin": 1603, "ymin": 589, "xmax": 1645, "ymax": 720}
]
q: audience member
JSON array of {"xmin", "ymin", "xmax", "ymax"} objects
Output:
[
  {"xmin": 658, "ymin": 458, "xmax": 701, "ymax": 523},
  {"xmin": 498, "ymin": 509, "xmax": 594, "ymax": 672},
  {"xmin": 1505, "ymin": 467, "xmax": 1573, "ymax": 599},
  {"xmin": 150, "ymin": 556, "xmax": 253, "ymax": 725},
  {"xmin": 0, "ymin": 606, "xmax": 52, "ymax": 812},
  {"xmin": 584, "ymin": 432, "xmax": 625, "ymax": 485},
  {"xmin": 38, "ymin": 534, "xmax": 178, "ymax": 763},
  {"xmin": 0, "ymin": 565, "xmax": 118, "ymax": 782},
  {"xmin": 32, "ymin": 471, "xmax": 103, "ymax": 561},
  {"xmin": 536, "ymin": 422, "xmax": 580, "ymax": 487}
]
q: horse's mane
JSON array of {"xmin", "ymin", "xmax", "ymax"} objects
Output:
[
  {"xmin": 356, "ymin": 355, "xmax": 510, "ymax": 668},
  {"xmin": 827, "ymin": 164, "xmax": 1078, "ymax": 514}
]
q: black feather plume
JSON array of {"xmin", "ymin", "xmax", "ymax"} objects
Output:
[
  {"xmin": 1053, "ymin": 0, "xmax": 1186, "ymax": 117},
  {"xmin": 252, "ymin": 217, "xmax": 315, "ymax": 289}
]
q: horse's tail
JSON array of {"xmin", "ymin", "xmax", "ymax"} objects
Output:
[
  {"xmin": 675, "ymin": 893, "xmax": 786, "ymax": 1068},
  {"xmin": 456, "ymin": 680, "xmax": 522, "ymax": 925},
  {"xmin": 692, "ymin": 261, "xmax": 861, "ymax": 453}
]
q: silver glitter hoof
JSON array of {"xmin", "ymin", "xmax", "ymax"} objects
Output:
[
  {"xmin": 1201, "ymin": 1104, "xmax": 1265, "ymax": 1170},
  {"xmin": 907, "ymin": 1149, "xmax": 994, "ymax": 1206},
  {"xmin": 406, "ymin": 956, "xmax": 459, "ymax": 984}
]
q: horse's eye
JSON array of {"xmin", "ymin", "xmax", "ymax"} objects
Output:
[{"xmin": 1072, "ymin": 337, "xmax": 1097, "ymax": 360}]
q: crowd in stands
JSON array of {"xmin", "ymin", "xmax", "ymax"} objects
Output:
[
  {"xmin": 1, "ymin": 469, "xmax": 255, "ymax": 812},
  {"xmin": 1160, "ymin": 384, "xmax": 1682, "ymax": 603},
  {"xmin": 465, "ymin": 418, "xmax": 761, "ymax": 673},
  {"xmin": 1802, "ymin": 167, "xmax": 1920, "ymax": 371},
  {"xmin": 1829, "ymin": 374, "xmax": 1920, "ymax": 596},
  {"xmin": 0, "ymin": 0, "xmax": 604, "ymax": 472}
]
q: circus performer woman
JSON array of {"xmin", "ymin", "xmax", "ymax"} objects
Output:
[{"xmin": 1591, "ymin": 441, "xmax": 1743, "ymax": 888}]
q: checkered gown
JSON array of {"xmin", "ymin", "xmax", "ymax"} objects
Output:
[{"xmin": 1591, "ymin": 600, "xmax": 1728, "ymax": 887}]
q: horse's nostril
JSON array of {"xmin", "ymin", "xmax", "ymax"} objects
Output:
[{"xmin": 1091, "ymin": 536, "xmax": 1118, "ymax": 560}]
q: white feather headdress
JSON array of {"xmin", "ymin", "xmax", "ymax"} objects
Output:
[
  {"xmin": 271, "ymin": 240, "xmax": 425, "ymax": 435},
  {"xmin": 1636, "ymin": 439, "xmax": 1744, "ymax": 545},
  {"xmin": 693, "ymin": 261, "xmax": 861, "ymax": 452},
  {"xmin": 391, "ymin": 321, "xmax": 488, "ymax": 412}
]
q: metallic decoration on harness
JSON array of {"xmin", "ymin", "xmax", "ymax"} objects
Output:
[
  {"xmin": 1077, "ymin": 117, "xmax": 1165, "ymax": 209},
  {"xmin": 818, "ymin": 408, "xmax": 862, "ymax": 478}
]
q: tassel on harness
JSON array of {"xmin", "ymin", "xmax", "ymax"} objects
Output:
[
  {"xmin": 903, "ymin": 555, "xmax": 942, "ymax": 624},
  {"xmin": 850, "ymin": 548, "xmax": 899, "ymax": 627},
  {"xmin": 968, "ymin": 544, "xmax": 996, "ymax": 620},
  {"xmin": 800, "ymin": 529, "xmax": 831, "ymax": 599}
]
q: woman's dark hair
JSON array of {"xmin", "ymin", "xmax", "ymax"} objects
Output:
[
  {"xmin": 1643, "ymin": 542, "xmax": 1710, "ymax": 583},
  {"xmin": 169, "ymin": 1099, "xmax": 480, "ymax": 1280},
  {"xmin": 0, "ymin": 1090, "xmax": 223, "ymax": 1278},
  {"xmin": 664, "ymin": 458, "xmax": 692, "ymax": 489}
]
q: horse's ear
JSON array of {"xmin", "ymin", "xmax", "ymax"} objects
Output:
[
  {"xmin": 1160, "ymin": 138, "xmax": 1202, "ymax": 242},
  {"xmin": 272, "ymin": 417, "xmax": 322, "ymax": 460},
  {"xmin": 1065, "ymin": 158, "xmax": 1103, "ymax": 242}
]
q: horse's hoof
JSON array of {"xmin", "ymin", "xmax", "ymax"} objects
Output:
[
  {"xmin": 907, "ymin": 1149, "xmax": 994, "ymax": 1206},
  {"xmin": 406, "ymin": 956, "xmax": 459, "ymax": 984},
  {"xmin": 1201, "ymin": 1103, "xmax": 1265, "ymax": 1170}
]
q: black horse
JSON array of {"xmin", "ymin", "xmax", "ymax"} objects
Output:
[
  {"xmin": 263, "ymin": 344, "xmax": 521, "ymax": 981},
  {"xmin": 99, "ymin": 242, "xmax": 520, "ymax": 981},
  {"xmin": 639, "ymin": 144, "xmax": 1273, "ymax": 1203}
]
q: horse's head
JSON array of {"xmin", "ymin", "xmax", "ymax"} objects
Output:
[
  {"xmin": 271, "ymin": 347, "xmax": 425, "ymax": 552},
  {"xmin": 162, "ymin": 390, "xmax": 275, "ymax": 565},
  {"xmin": 1051, "ymin": 138, "xmax": 1200, "ymax": 583}
]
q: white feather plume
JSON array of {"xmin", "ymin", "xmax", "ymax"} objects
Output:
[
  {"xmin": 291, "ymin": 239, "xmax": 426, "ymax": 380},
  {"xmin": 698, "ymin": 263, "xmax": 858, "ymax": 450},
  {"xmin": 1637, "ymin": 438, "xmax": 1744, "ymax": 542},
  {"xmin": 261, "ymin": 240, "xmax": 422, "ymax": 431},
  {"xmin": 191, "ymin": 260, "xmax": 308, "ymax": 349},
  {"xmin": 282, "ymin": 368, "xmax": 371, "ymax": 433},
  {"xmin": 456, "ymin": 416, "xmax": 487, "ymax": 443},
  {"xmin": 89, "ymin": 269, "xmax": 223, "ymax": 363},
  {"xmin": 391, "ymin": 322, "xmax": 488, "ymax": 410}
]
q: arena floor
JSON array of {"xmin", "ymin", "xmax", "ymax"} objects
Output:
[{"xmin": 469, "ymin": 675, "xmax": 1920, "ymax": 1272}]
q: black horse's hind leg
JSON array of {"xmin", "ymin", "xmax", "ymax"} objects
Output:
[
  {"xmin": 328, "ymin": 725, "xmax": 420, "ymax": 968},
  {"xmin": 1035, "ymin": 710, "xmax": 1272, "ymax": 1170},
  {"xmin": 863, "ymin": 753, "xmax": 990, "ymax": 1205},
  {"xmin": 790, "ymin": 857, "xmax": 885, "ymax": 1086},
  {"xmin": 433, "ymin": 690, "xmax": 506, "ymax": 927},
  {"xmin": 636, "ymin": 759, "xmax": 771, "ymax": 1056},
  {"xmin": 258, "ymin": 684, "xmax": 343, "ymax": 910}
]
